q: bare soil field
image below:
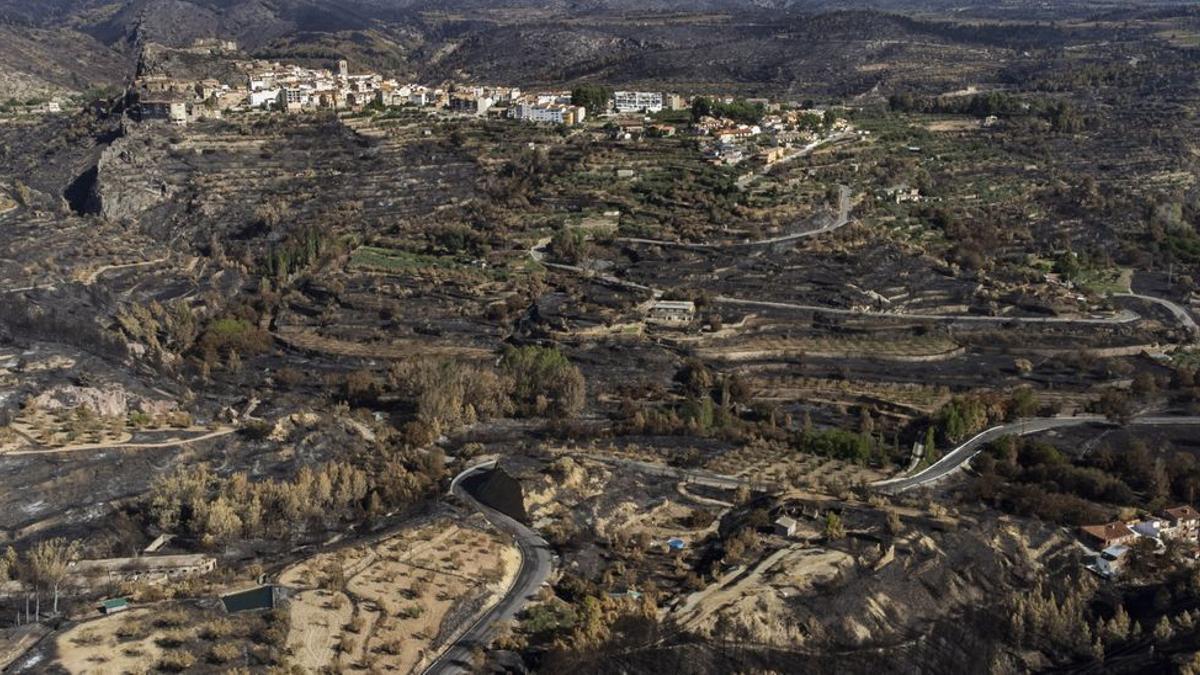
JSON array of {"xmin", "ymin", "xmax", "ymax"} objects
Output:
[
  {"xmin": 278, "ymin": 518, "xmax": 519, "ymax": 673},
  {"xmin": 924, "ymin": 119, "xmax": 983, "ymax": 132},
  {"xmin": 55, "ymin": 608, "xmax": 168, "ymax": 674},
  {"xmin": 52, "ymin": 602, "xmax": 285, "ymax": 674},
  {"xmin": 705, "ymin": 444, "xmax": 888, "ymax": 488},
  {"xmin": 673, "ymin": 542, "xmax": 855, "ymax": 635},
  {"xmin": 696, "ymin": 334, "xmax": 964, "ymax": 362}
]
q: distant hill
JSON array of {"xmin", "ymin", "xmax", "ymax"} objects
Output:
[
  {"xmin": 0, "ymin": 0, "xmax": 392, "ymax": 48},
  {"xmin": 0, "ymin": 26, "xmax": 127, "ymax": 100},
  {"xmin": 0, "ymin": 0, "xmax": 1189, "ymax": 99},
  {"xmin": 0, "ymin": 0, "xmax": 1191, "ymax": 42}
]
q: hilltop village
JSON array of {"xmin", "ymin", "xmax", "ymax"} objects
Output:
[
  {"xmin": 116, "ymin": 41, "xmax": 859, "ymax": 170},
  {"xmin": 2, "ymin": 40, "xmax": 862, "ymax": 174},
  {"xmin": 133, "ymin": 41, "xmax": 654, "ymax": 123}
]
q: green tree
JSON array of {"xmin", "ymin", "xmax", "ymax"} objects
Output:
[
  {"xmin": 1009, "ymin": 388, "xmax": 1038, "ymax": 419},
  {"xmin": 548, "ymin": 227, "xmax": 589, "ymax": 264},
  {"xmin": 0, "ymin": 546, "xmax": 15, "ymax": 582},
  {"xmin": 681, "ymin": 396, "xmax": 715, "ymax": 431},
  {"xmin": 691, "ymin": 98, "xmax": 764, "ymax": 125},
  {"xmin": 675, "ymin": 359, "xmax": 713, "ymax": 397},
  {"xmin": 1054, "ymin": 251, "xmax": 1081, "ymax": 280},
  {"xmin": 500, "ymin": 346, "xmax": 586, "ymax": 418},
  {"xmin": 823, "ymin": 512, "xmax": 845, "ymax": 540},
  {"xmin": 571, "ymin": 84, "xmax": 612, "ymax": 115}
]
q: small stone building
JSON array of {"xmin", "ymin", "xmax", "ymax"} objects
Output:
[
  {"xmin": 69, "ymin": 554, "xmax": 216, "ymax": 586},
  {"xmin": 773, "ymin": 516, "xmax": 798, "ymax": 537},
  {"xmin": 647, "ymin": 300, "xmax": 696, "ymax": 326}
]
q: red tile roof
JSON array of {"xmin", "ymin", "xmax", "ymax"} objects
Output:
[
  {"xmin": 1079, "ymin": 522, "xmax": 1135, "ymax": 544},
  {"xmin": 1161, "ymin": 505, "xmax": 1200, "ymax": 522}
]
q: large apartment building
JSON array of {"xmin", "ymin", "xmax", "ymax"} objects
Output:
[{"xmin": 614, "ymin": 91, "xmax": 664, "ymax": 113}]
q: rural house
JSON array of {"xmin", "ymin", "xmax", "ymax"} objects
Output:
[
  {"xmin": 1079, "ymin": 522, "xmax": 1137, "ymax": 550},
  {"xmin": 1160, "ymin": 505, "xmax": 1200, "ymax": 540},
  {"xmin": 646, "ymin": 300, "xmax": 696, "ymax": 325}
]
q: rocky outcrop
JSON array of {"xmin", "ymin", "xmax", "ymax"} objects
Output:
[
  {"xmin": 94, "ymin": 125, "xmax": 180, "ymax": 223},
  {"xmin": 29, "ymin": 384, "xmax": 176, "ymax": 418},
  {"xmin": 30, "ymin": 384, "xmax": 129, "ymax": 417}
]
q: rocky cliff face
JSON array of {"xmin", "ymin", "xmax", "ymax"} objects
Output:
[{"xmin": 94, "ymin": 125, "xmax": 181, "ymax": 223}]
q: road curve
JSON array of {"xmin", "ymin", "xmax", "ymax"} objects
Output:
[
  {"xmin": 873, "ymin": 415, "xmax": 1200, "ymax": 494},
  {"xmin": 615, "ymin": 182, "xmax": 853, "ymax": 251},
  {"xmin": 1115, "ymin": 292, "xmax": 1198, "ymax": 336},
  {"xmin": 525, "ymin": 200, "xmax": 1200, "ymax": 334},
  {"xmin": 422, "ymin": 462, "xmax": 554, "ymax": 675}
]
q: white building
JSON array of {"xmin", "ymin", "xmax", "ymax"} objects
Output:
[
  {"xmin": 250, "ymin": 89, "xmax": 281, "ymax": 109},
  {"xmin": 376, "ymin": 85, "xmax": 412, "ymax": 107},
  {"xmin": 451, "ymin": 93, "xmax": 496, "ymax": 116},
  {"xmin": 774, "ymin": 516, "xmax": 798, "ymax": 537},
  {"xmin": 614, "ymin": 91, "xmax": 663, "ymax": 114},
  {"xmin": 1160, "ymin": 505, "xmax": 1200, "ymax": 540},
  {"xmin": 535, "ymin": 92, "xmax": 573, "ymax": 106},
  {"xmin": 281, "ymin": 87, "xmax": 311, "ymax": 110},
  {"xmin": 883, "ymin": 185, "xmax": 922, "ymax": 204},
  {"xmin": 510, "ymin": 102, "xmax": 586, "ymax": 125},
  {"xmin": 493, "ymin": 86, "xmax": 522, "ymax": 104},
  {"xmin": 167, "ymin": 102, "xmax": 188, "ymax": 125},
  {"xmin": 140, "ymin": 100, "xmax": 190, "ymax": 125}
]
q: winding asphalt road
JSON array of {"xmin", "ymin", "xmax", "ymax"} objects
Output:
[
  {"xmin": 422, "ymin": 462, "xmax": 554, "ymax": 675},
  {"xmin": 529, "ymin": 192, "xmax": 1169, "ymax": 328},
  {"xmin": 1115, "ymin": 292, "xmax": 1199, "ymax": 337},
  {"xmin": 872, "ymin": 415, "xmax": 1200, "ymax": 494},
  {"xmin": 615, "ymin": 182, "xmax": 853, "ymax": 251}
]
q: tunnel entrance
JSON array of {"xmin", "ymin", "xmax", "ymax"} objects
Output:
[{"xmin": 461, "ymin": 467, "xmax": 529, "ymax": 524}]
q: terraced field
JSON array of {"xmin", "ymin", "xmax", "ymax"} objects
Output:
[{"xmin": 697, "ymin": 333, "xmax": 964, "ymax": 362}]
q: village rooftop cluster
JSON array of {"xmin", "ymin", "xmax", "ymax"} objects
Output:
[
  {"xmin": 1079, "ymin": 505, "xmax": 1200, "ymax": 579},
  {"xmin": 124, "ymin": 44, "xmax": 858, "ymax": 168},
  {"xmin": 132, "ymin": 55, "xmax": 674, "ymax": 126},
  {"xmin": 134, "ymin": 47, "xmax": 599, "ymax": 126}
]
